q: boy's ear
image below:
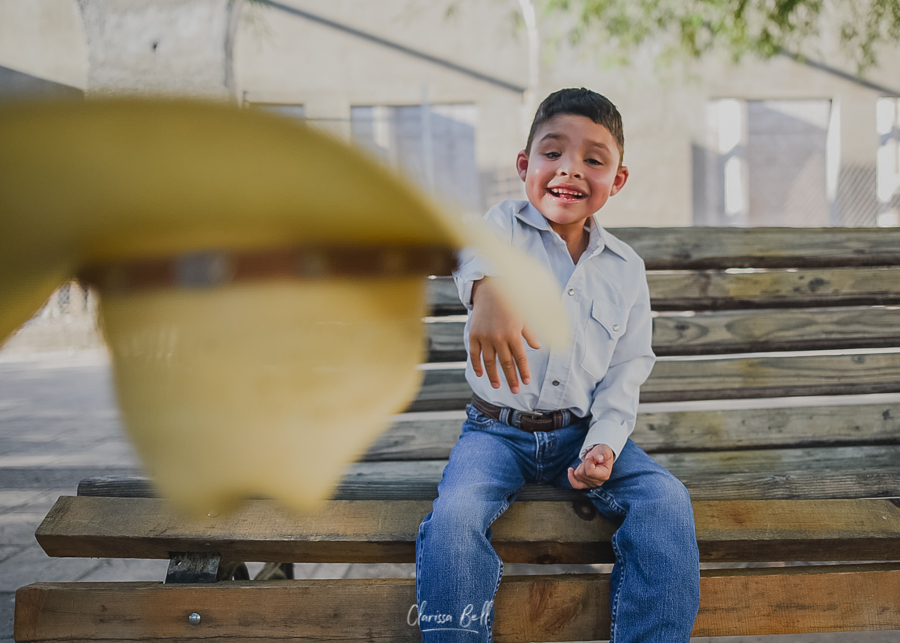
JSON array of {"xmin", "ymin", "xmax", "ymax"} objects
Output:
[
  {"xmin": 515, "ymin": 151, "xmax": 529, "ymax": 182},
  {"xmin": 609, "ymin": 165, "xmax": 629, "ymax": 196}
]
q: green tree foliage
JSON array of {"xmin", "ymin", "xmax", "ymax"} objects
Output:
[{"xmin": 547, "ymin": 0, "xmax": 900, "ymax": 71}]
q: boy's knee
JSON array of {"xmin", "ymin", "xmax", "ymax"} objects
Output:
[
  {"xmin": 641, "ymin": 473, "xmax": 694, "ymax": 527},
  {"xmin": 426, "ymin": 494, "xmax": 496, "ymax": 535},
  {"xmin": 660, "ymin": 474, "xmax": 692, "ymax": 509}
]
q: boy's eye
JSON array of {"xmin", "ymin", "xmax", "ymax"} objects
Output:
[
  {"xmin": 544, "ymin": 152, "xmax": 561, "ymax": 159},
  {"xmin": 586, "ymin": 158, "xmax": 602, "ymax": 166}
]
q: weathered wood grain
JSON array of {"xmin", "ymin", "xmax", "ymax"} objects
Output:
[
  {"xmin": 69, "ymin": 401, "xmax": 900, "ymax": 473},
  {"xmin": 610, "ymin": 226, "xmax": 900, "ymax": 270},
  {"xmin": 36, "ymin": 496, "xmax": 900, "ymax": 564},
  {"xmin": 339, "ymin": 446, "xmax": 900, "ymax": 501},
  {"xmin": 651, "ymin": 306, "xmax": 900, "ymax": 355},
  {"xmin": 631, "ymin": 402, "xmax": 900, "ymax": 452},
  {"xmin": 364, "ymin": 403, "xmax": 900, "ymax": 460},
  {"xmin": 642, "ymin": 351, "xmax": 900, "ymax": 402},
  {"xmin": 647, "ymin": 267, "xmax": 900, "ymax": 311},
  {"xmin": 426, "ymin": 307, "xmax": 900, "ymax": 360},
  {"xmin": 426, "ymin": 268, "xmax": 900, "ymax": 317},
  {"xmin": 410, "ymin": 351, "xmax": 900, "ymax": 410},
  {"xmin": 15, "ymin": 565, "xmax": 900, "ymax": 641},
  {"xmin": 78, "ymin": 445, "xmax": 900, "ymax": 502}
]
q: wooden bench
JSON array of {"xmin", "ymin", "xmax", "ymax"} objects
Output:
[{"xmin": 15, "ymin": 227, "xmax": 900, "ymax": 642}]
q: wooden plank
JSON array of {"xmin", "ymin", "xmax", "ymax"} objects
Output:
[
  {"xmin": 36, "ymin": 496, "xmax": 900, "ymax": 564},
  {"xmin": 426, "ymin": 268, "xmax": 900, "ymax": 317},
  {"xmin": 610, "ymin": 226, "xmax": 900, "ymax": 270},
  {"xmin": 36, "ymin": 496, "xmax": 612, "ymax": 564},
  {"xmin": 642, "ymin": 351, "xmax": 900, "ymax": 403},
  {"xmin": 410, "ymin": 351, "xmax": 900, "ymax": 410},
  {"xmin": 15, "ymin": 565, "xmax": 900, "ymax": 641},
  {"xmin": 426, "ymin": 307, "xmax": 900, "ymax": 361},
  {"xmin": 651, "ymin": 306, "xmax": 900, "ymax": 355},
  {"xmin": 647, "ymin": 267, "xmax": 900, "ymax": 311},
  {"xmin": 335, "ymin": 445, "xmax": 900, "ymax": 502},
  {"xmin": 69, "ymin": 401, "xmax": 900, "ymax": 478},
  {"xmin": 365, "ymin": 403, "xmax": 900, "ymax": 460},
  {"xmin": 632, "ymin": 402, "xmax": 900, "ymax": 452},
  {"xmin": 78, "ymin": 445, "xmax": 900, "ymax": 502}
]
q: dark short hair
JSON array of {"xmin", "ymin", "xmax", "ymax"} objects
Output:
[{"xmin": 525, "ymin": 88, "xmax": 625, "ymax": 164}]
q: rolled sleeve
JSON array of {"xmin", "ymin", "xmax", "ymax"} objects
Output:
[
  {"xmin": 579, "ymin": 268, "xmax": 655, "ymax": 461},
  {"xmin": 453, "ymin": 249, "xmax": 495, "ymax": 310},
  {"xmin": 451, "ymin": 202, "xmax": 515, "ymax": 308}
]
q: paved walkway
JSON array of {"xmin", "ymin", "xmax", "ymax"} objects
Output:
[{"xmin": 0, "ymin": 348, "xmax": 896, "ymax": 643}]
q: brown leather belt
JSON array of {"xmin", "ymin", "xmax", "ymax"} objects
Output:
[{"xmin": 470, "ymin": 394, "xmax": 584, "ymax": 433}]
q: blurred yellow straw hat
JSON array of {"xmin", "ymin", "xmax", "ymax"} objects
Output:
[{"xmin": 0, "ymin": 99, "xmax": 566, "ymax": 515}]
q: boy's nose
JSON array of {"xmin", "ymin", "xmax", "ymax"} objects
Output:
[{"xmin": 558, "ymin": 165, "xmax": 582, "ymax": 179}]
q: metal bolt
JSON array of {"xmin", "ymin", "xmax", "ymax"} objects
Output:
[{"xmin": 188, "ymin": 612, "xmax": 201, "ymax": 626}]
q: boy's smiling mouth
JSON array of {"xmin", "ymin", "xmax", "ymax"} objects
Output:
[{"xmin": 547, "ymin": 185, "xmax": 587, "ymax": 201}]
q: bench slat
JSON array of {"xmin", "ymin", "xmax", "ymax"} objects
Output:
[
  {"xmin": 336, "ymin": 446, "xmax": 900, "ymax": 501},
  {"xmin": 650, "ymin": 306, "xmax": 900, "ymax": 355},
  {"xmin": 367, "ymin": 402, "xmax": 900, "ymax": 460},
  {"xmin": 36, "ymin": 497, "xmax": 900, "ymax": 564},
  {"xmin": 612, "ymin": 226, "xmax": 900, "ymax": 270},
  {"xmin": 411, "ymin": 351, "xmax": 900, "ymax": 410},
  {"xmin": 427, "ymin": 307, "xmax": 900, "ymax": 360},
  {"xmin": 15, "ymin": 565, "xmax": 900, "ymax": 641},
  {"xmin": 427, "ymin": 268, "xmax": 900, "ymax": 316},
  {"xmin": 647, "ymin": 267, "xmax": 900, "ymax": 310},
  {"xmin": 78, "ymin": 445, "xmax": 900, "ymax": 502}
]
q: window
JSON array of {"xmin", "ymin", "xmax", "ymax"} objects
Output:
[
  {"xmin": 876, "ymin": 97, "xmax": 900, "ymax": 227},
  {"xmin": 351, "ymin": 103, "xmax": 481, "ymax": 211}
]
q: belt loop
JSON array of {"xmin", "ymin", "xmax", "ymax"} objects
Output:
[{"xmin": 499, "ymin": 407, "xmax": 511, "ymax": 426}]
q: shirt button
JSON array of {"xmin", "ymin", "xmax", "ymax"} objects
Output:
[
  {"xmin": 567, "ymin": 288, "xmax": 575, "ymax": 296},
  {"xmin": 552, "ymin": 380, "xmax": 560, "ymax": 386},
  {"xmin": 613, "ymin": 324, "xmax": 620, "ymax": 331}
]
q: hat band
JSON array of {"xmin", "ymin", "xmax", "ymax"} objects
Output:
[{"xmin": 79, "ymin": 245, "xmax": 457, "ymax": 293}]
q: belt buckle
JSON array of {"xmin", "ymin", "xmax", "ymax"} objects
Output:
[
  {"xmin": 517, "ymin": 410, "xmax": 546, "ymax": 430},
  {"xmin": 509, "ymin": 409, "xmax": 538, "ymax": 428}
]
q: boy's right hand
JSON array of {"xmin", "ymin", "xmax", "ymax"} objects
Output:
[{"xmin": 469, "ymin": 278, "xmax": 541, "ymax": 394}]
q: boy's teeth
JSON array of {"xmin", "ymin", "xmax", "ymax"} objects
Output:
[{"xmin": 550, "ymin": 188, "xmax": 583, "ymax": 198}]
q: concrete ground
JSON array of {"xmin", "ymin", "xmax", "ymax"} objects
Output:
[{"xmin": 0, "ymin": 344, "xmax": 897, "ymax": 642}]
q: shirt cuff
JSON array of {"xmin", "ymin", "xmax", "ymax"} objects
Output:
[
  {"xmin": 457, "ymin": 270, "xmax": 485, "ymax": 310},
  {"xmin": 579, "ymin": 419, "xmax": 630, "ymax": 462},
  {"xmin": 454, "ymin": 254, "xmax": 495, "ymax": 310}
]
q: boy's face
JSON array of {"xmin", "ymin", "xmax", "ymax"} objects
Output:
[{"xmin": 516, "ymin": 114, "xmax": 628, "ymax": 231}]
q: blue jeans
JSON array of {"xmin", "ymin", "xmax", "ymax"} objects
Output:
[{"xmin": 414, "ymin": 405, "xmax": 700, "ymax": 642}]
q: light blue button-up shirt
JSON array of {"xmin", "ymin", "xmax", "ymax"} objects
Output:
[{"xmin": 454, "ymin": 199, "xmax": 655, "ymax": 460}]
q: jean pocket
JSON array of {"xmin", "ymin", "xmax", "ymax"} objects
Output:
[
  {"xmin": 581, "ymin": 299, "xmax": 627, "ymax": 379},
  {"xmin": 464, "ymin": 404, "xmax": 496, "ymax": 429}
]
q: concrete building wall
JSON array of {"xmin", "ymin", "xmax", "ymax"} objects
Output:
[
  {"xmin": 0, "ymin": 0, "xmax": 87, "ymax": 89},
  {"xmin": 78, "ymin": 0, "xmax": 235, "ymax": 98},
  {"xmin": 2, "ymin": 0, "xmax": 898, "ymax": 227}
]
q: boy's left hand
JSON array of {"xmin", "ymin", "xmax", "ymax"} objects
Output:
[{"xmin": 567, "ymin": 444, "xmax": 615, "ymax": 489}]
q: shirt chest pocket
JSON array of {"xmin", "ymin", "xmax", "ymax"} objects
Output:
[{"xmin": 580, "ymin": 299, "xmax": 628, "ymax": 379}]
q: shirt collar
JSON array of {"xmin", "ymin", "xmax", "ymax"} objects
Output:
[
  {"xmin": 593, "ymin": 220, "xmax": 631, "ymax": 261},
  {"xmin": 513, "ymin": 201, "xmax": 630, "ymax": 262}
]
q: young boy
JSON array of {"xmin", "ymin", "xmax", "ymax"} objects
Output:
[{"xmin": 414, "ymin": 88, "xmax": 700, "ymax": 643}]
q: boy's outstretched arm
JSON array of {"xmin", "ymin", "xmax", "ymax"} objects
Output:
[{"xmin": 469, "ymin": 277, "xmax": 541, "ymax": 395}]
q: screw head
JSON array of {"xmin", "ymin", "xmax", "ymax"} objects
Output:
[{"xmin": 188, "ymin": 612, "xmax": 201, "ymax": 626}]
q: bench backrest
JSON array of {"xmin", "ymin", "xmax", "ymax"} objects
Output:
[{"xmin": 75, "ymin": 227, "xmax": 900, "ymax": 505}]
